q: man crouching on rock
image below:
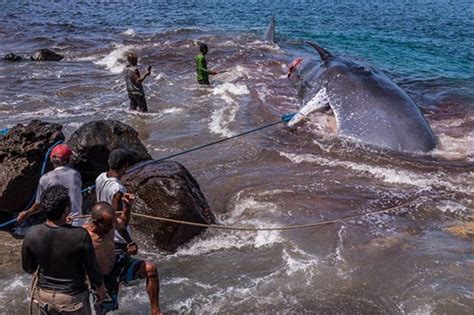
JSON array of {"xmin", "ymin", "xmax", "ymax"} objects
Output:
[{"xmin": 84, "ymin": 202, "xmax": 162, "ymax": 315}]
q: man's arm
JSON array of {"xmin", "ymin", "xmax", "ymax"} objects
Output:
[
  {"xmin": 131, "ymin": 66, "xmax": 152, "ymax": 84},
  {"xmin": 17, "ymin": 180, "xmax": 45, "ymax": 223},
  {"xmin": 21, "ymin": 237, "xmax": 38, "ymax": 274},
  {"xmin": 17, "ymin": 203, "xmax": 43, "ymax": 223},
  {"xmin": 81, "ymin": 231, "xmax": 105, "ymax": 302},
  {"xmin": 111, "ymin": 191, "xmax": 131, "ymax": 226}
]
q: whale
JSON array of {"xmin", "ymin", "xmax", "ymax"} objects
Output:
[{"xmin": 287, "ymin": 42, "xmax": 437, "ymax": 152}]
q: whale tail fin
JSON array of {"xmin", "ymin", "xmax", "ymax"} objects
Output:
[
  {"xmin": 263, "ymin": 16, "xmax": 276, "ymax": 43},
  {"xmin": 306, "ymin": 41, "xmax": 332, "ymax": 61}
]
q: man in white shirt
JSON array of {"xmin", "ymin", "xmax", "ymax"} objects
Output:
[
  {"xmin": 95, "ymin": 148, "xmax": 136, "ymax": 254},
  {"xmin": 17, "ymin": 144, "xmax": 84, "ymax": 226}
]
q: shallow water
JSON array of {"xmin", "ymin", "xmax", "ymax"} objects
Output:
[{"xmin": 0, "ymin": 1, "xmax": 473, "ymax": 314}]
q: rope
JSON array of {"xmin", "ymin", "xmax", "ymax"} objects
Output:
[
  {"xmin": 0, "ymin": 140, "xmax": 64, "ymax": 230},
  {"xmin": 73, "ymin": 192, "xmax": 455, "ymax": 231},
  {"xmin": 80, "ymin": 113, "xmax": 296, "ymax": 194}
]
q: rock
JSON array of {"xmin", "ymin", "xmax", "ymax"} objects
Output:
[
  {"xmin": 67, "ymin": 120, "xmax": 151, "ymax": 185},
  {"xmin": 0, "ymin": 231, "xmax": 22, "ymax": 277},
  {"xmin": 124, "ymin": 160, "xmax": 216, "ymax": 252},
  {"xmin": 0, "ymin": 120, "xmax": 64, "ymax": 220},
  {"xmin": 4, "ymin": 53, "xmax": 23, "ymax": 62},
  {"xmin": 30, "ymin": 49, "xmax": 63, "ymax": 61}
]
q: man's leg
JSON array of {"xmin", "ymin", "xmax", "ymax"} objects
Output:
[
  {"xmin": 136, "ymin": 94, "xmax": 148, "ymax": 112},
  {"xmin": 135, "ymin": 261, "xmax": 161, "ymax": 315},
  {"xmin": 128, "ymin": 94, "xmax": 138, "ymax": 110}
]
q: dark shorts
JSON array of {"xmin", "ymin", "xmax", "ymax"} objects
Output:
[
  {"xmin": 198, "ymin": 79, "xmax": 210, "ymax": 85},
  {"xmin": 128, "ymin": 93, "xmax": 148, "ymax": 112},
  {"xmin": 94, "ymin": 250, "xmax": 144, "ymax": 315}
]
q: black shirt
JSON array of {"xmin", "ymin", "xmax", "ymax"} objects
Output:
[{"xmin": 21, "ymin": 223, "xmax": 103, "ymax": 294}]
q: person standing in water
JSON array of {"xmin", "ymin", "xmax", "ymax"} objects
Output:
[
  {"xmin": 195, "ymin": 43, "xmax": 219, "ymax": 85},
  {"xmin": 124, "ymin": 52, "xmax": 151, "ymax": 112}
]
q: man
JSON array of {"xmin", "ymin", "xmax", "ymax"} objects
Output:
[
  {"xmin": 195, "ymin": 43, "xmax": 219, "ymax": 85},
  {"xmin": 124, "ymin": 52, "xmax": 151, "ymax": 112},
  {"xmin": 84, "ymin": 202, "xmax": 162, "ymax": 315},
  {"xmin": 21, "ymin": 185, "xmax": 105, "ymax": 315},
  {"xmin": 17, "ymin": 144, "xmax": 84, "ymax": 226},
  {"xmin": 95, "ymin": 148, "xmax": 137, "ymax": 255}
]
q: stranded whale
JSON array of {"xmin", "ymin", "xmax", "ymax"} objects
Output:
[{"xmin": 288, "ymin": 42, "xmax": 437, "ymax": 152}]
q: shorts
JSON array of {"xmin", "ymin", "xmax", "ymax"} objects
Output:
[
  {"xmin": 33, "ymin": 289, "xmax": 91, "ymax": 315},
  {"xmin": 128, "ymin": 93, "xmax": 148, "ymax": 112},
  {"xmin": 94, "ymin": 251, "xmax": 144, "ymax": 315},
  {"xmin": 198, "ymin": 79, "xmax": 210, "ymax": 85}
]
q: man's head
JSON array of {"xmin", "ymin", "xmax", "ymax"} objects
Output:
[
  {"xmin": 90, "ymin": 202, "xmax": 115, "ymax": 235},
  {"xmin": 127, "ymin": 52, "xmax": 138, "ymax": 66},
  {"xmin": 199, "ymin": 43, "xmax": 208, "ymax": 55},
  {"xmin": 108, "ymin": 148, "xmax": 130, "ymax": 176},
  {"xmin": 50, "ymin": 144, "xmax": 73, "ymax": 167},
  {"xmin": 41, "ymin": 185, "xmax": 71, "ymax": 222}
]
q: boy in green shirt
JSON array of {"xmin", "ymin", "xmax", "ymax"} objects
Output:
[{"xmin": 195, "ymin": 43, "xmax": 218, "ymax": 85}]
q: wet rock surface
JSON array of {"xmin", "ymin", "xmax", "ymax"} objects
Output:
[
  {"xmin": 30, "ymin": 49, "xmax": 63, "ymax": 61},
  {"xmin": 67, "ymin": 120, "xmax": 151, "ymax": 185},
  {"xmin": 0, "ymin": 120, "xmax": 64, "ymax": 219},
  {"xmin": 124, "ymin": 160, "xmax": 216, "ymax": 252},
  {"xmin": 0, "ymin": 232, "xmax": 22, "ymax": 277}
]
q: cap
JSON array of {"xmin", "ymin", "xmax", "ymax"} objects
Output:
[{"xmin": 50, "ymin": 144, "xmax": 73, "ymax": 161}]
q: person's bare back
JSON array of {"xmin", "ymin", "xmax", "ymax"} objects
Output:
[{"xmin": 84, "ymin": 222, "xmax": 115, "ymax": 275}]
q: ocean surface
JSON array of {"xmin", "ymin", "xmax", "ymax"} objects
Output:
[{"xmin": 0, "ymin": 1, "xmax": 473, "ymax": 314}]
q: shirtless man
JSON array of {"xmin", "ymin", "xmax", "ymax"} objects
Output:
[{"xmin": 84, "ymin": 202, "xmax": 162, "ymax": 315}]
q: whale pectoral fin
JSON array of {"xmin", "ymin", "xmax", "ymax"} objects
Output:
[{"xmin": 288, "ymin": 88, "xmax": 330, "ymax": 127}]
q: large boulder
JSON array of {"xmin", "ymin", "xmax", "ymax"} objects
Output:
[
  {"xmin": 30, "ymin": 49, "xmax": 63, "ymax": 61},
  {"xmin": 124, "ymin": 161, "xmax": 216, "ymax": 252},
  {"xmin": 0, "ymin": 120, "xmax": 64, "ymax": 220},
  {"xmin": 67, "ymin": 120, "xmax": 152, "ymax": 185}
]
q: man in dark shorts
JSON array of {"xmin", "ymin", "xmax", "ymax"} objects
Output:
[
  {"xmin": 84, "ymin": 202, "xmax": 162, "ymax": 315},
  {"xmin": 195, "ymin": 43, "xmax": 219, "ymax": 85},
  {"xmin": 21, "ymin": 185, "xmax": 105, "ymax": 315},
  {"xmin": 124, "ymin": 52, "xmax": 151, "ymax": 112}
]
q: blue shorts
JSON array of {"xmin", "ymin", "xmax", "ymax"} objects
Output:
[{"xmin": 94, "ymin": 250, "xmax": 144, "ymax": 314}]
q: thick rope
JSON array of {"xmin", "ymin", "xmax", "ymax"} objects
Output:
[{"xmin": 74, "ymin": 192, "xmax": 455, "ymax": 231}]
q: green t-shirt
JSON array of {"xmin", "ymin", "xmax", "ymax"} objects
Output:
[{"xmin": 195, "ymin": 53, "xmax": 212, "ymax": 81}]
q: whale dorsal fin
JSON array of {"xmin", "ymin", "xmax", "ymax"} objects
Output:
[
  {"xmin": 306, "ymin": 41, "xmax": 332, "ymax": 61},
  {"xmin": 263, "ymin": 16, "xmax": 276, "ymax": 43}
]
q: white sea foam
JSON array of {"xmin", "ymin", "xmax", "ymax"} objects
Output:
[
  {"xmin": 212, "ymin": 82, "xmax": 249, "ymax": 102},
  {"xmin": 209, "ymin": 105, "xmax": 239, "ymax": 137},
  {"xmin": 94, "ymin": 44, "xmax": 134, "ymax": 74},
  {"xmin": 122, "ymin": 28, "xmax": 136, "ymax": 36},
  {"xmin": 279, "ymin": 151, "xmax": 468, "ymax": 193}
]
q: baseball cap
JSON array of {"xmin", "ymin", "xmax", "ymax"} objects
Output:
[{"xmin": 50, "ymin": 144, "xmax": 73, "ymax": 161}]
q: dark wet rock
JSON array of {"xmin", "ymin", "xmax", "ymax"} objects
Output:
[
  {"xmin": 0, "ymin": 231, "xmax": 22, "ymax": 277},
  {"xmin": 124, "ymin": 160, "xmax": 216, "ymax": 252},
  {"xmin": 0, "ymin": 120, "xmax": 64, "ymax": 219},
  {"xmin": 4, "ymin": 53, "xmax": 23, "ymax": 62},
  {"xmin": 30, "ymin": 49, "xmax": 63, "ymax": 61},
  {"xmin": 67, "ymin": 120, "xmax": 151, "ymax": 185}
]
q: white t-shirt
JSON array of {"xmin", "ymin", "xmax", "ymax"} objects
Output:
[
  {"xmin": 35, "ymin": 166, "xmax": 83, "ymax": 226},
  {"xmin": 95, "ymin": 172, "xmax": 131, "ymax": 244}
]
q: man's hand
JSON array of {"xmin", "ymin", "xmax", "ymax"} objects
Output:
[
  {"xmin": 127, "ymin": 242, "xmax": 138, "ymax": 255},
  {"xmin": 16, "ymin": 211, "xmax": 30, "ymax": 223},
  {"xmin": 96, "ymin": 284, "xmax": 106, "ymax": 303},
  {"xmin": 123, "ymin": 193, "xmax": 135, "ymax": 206},
  {"xmin": 145, "ymin": 66, "xmax": 152, "ymax": 76}
]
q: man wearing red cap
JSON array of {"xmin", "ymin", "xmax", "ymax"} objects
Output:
[{"xmin": 17, "ymin": 144, "xmax": 84, "ymax": 226}]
